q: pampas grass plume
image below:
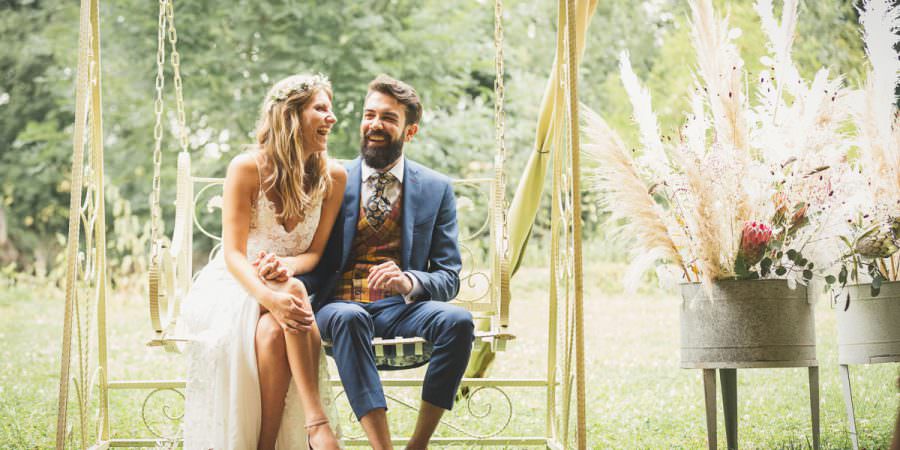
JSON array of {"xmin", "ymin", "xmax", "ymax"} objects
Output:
[{"xmin": 582, "ymin": 105, "xmax": 687, "ymax": 290}]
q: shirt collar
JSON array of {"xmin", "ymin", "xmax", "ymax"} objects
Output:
[{"xmin": 361, "ymin": 157, "xmax": 404, "ymax": 184}]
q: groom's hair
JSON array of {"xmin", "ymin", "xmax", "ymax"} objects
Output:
[{"xmin": 367, "ymin": 74, "xmax": 422, "ymax": 127}]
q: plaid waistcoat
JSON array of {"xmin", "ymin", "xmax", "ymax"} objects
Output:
[{"xmin": 334, "ymin": 192, "xmax": 403, "ymax": 303}]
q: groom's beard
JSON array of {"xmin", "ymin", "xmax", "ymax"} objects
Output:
[{"xmin": 360, "ymin": 131, "xmax": 404, "ymax": 169}]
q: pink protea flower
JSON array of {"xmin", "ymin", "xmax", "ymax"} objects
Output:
[{"xmin": 739, "ymin": 221, "xmax": 773, "ymax": 266}]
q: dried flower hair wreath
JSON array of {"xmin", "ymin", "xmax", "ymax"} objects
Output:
[{"xmin": 264, "ymin": 73, "xmax": 331, "ymax": 111}]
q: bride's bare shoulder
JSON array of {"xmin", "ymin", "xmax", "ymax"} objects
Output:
[
  {"xmin": 225, "ymin": 153, "xmax": 263, "ymax": 196},
  {"xmin": 227, "ymin": 152, "xmax": 260, "ymax": 177},
  {"xmin": 327, "ymin": 159, "xmax": 347, "ymax": 182}
]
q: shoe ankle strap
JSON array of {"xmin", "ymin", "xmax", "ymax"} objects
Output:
[{"xmin": 305, "ymin": 417, "xmax": 329, "ymax": 429}]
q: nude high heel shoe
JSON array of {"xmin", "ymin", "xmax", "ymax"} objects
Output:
[{"xmin": 305, "ymin": 417, "xmax": 331, "ymax": 450}]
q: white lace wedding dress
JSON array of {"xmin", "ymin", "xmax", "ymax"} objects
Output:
[{"xmin": 180, "ymin": 184, "xmax": 339, "ymax": 449}]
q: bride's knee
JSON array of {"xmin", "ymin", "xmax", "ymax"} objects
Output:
[
  {"xmin": 285, "ymin": 278, "xmax": 308, "ymax": 299},
  {"xmin": 256, "ymin": 313, "xmax": 285, "ymax": 350}
]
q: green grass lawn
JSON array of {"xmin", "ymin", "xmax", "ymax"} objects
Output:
[{"xmin": 1, "ymin": 261, "xmax": 898, "ymax": 448}]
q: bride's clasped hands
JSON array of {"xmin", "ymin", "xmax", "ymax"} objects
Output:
[{"xmin": 254, "ymin": 252, "xmax": 315, "ymax": 334}]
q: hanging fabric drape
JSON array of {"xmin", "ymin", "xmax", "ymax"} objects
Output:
[{"xmin": 507, "ymin": 0, "xmax": 598, "ymax": 274}]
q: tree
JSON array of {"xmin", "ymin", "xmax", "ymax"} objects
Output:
[{"xmin": 0, "ymin": 1, "xmax": 79, "ymax": 271}]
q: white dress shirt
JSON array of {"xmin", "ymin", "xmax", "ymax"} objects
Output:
[{"xmin": 361, "ymin": 158, "xmax": 424, "ymax": 303}]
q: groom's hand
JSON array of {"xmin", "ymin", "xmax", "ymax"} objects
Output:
[{"xmin": 367, "ymin": 260, "xmax": 413, "ymax": 295}]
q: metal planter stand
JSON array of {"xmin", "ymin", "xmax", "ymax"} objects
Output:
[
  {"xmin": 680, "ymin": 280, "xmax": 820, "ymax": 450},
  {"xmin": 836, "ymin": 281, "xmax": 900, "ymax": 450}
]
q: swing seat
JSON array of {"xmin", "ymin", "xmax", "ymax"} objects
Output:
[
  {"xmin": 147, "ymin": 153, "xmax": 515, "ymax": 365},
  {"xmin": 324, "ymin": 336, "xmax": 433, "ymax": 371},
  {"xmin": 322, "ymin": 329, "xmax": 516, "ymax": 371}
]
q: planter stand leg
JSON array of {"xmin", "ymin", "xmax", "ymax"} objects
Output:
[
  {"xmin": 719, "ymin": 368, "xmax": 738, "ymax": 450},
  {"xmin": 839, "ymin": 364, "xmax": 859, "ymax": 450},
  {"xmin": 808, "ymin": 366, "xmax": 820, "ymax": 450},
  {"xmin": 703, "ymin": 369, "xmax": 717, "ymax": 450}
]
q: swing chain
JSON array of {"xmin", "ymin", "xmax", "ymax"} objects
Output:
[
  {"xmin": 165, "ymin": 0, "xmax": 189, "ymax": 154},
  {"xmin": 493, "ymin": 0, "xmax": 511, "ymax": 327},
  {"xmin": 493, "ymin": 0, "xmax": 506, "ymax": 163},
  {"xmin": 150, "ymin": 0, "xmax": 167, "ymax": 258},
  {"xmin": 149, "ymin": 0, "xmax": 189, "ymax": 262}
]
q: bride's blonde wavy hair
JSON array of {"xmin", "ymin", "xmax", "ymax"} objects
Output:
[{"xmin": 255, "ymin": 73, "xmax": 333, "ymax": 222}]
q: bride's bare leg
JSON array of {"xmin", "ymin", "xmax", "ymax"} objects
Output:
[
  {"xmin": 281, "ymin": 279, "xmax": 340, "ymax": 449},
  {"xmin": 256, "ymin": 312, "xmax": 291, "ymax": 450},
  {"xmin": 259, "ymin": 278, "xmax": 340, "ymax": 449}
]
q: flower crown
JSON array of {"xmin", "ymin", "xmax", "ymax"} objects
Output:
[{"xmin": 265, "ymin": 73, "xmax": 330, "ymax": 110}]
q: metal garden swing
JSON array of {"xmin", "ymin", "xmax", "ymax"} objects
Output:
[
  {"xmin": 143, "ymin": 0, "xmax": 514, "ymax": 368},
  {"xmin": 55, "ymin": 0, "xmax": 593, "ymax": 447}
]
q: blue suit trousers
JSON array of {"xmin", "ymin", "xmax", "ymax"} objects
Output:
[{"xmin": 316, "ymin": 296, "xmax": 474, "ymax": 420}]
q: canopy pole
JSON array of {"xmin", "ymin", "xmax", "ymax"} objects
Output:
[
  {"xmin": 88, "ymin": 0, "xmax": 110, "ymax": 441},
  {"xmin": 56, "ymin": 0, "xmax": 103, "ymax": 447},
  {"xmin": 563, "ymin": 0, "xmax": 587, "ymax": 446}
]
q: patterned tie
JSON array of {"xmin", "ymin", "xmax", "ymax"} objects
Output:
[{"xmin": 365, "ymin": 171, "xmax": 394, "ymax": 229}]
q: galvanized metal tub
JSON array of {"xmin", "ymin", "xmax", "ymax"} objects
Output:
[
  {"xmin": 836, "ymin": 281, "xmax": 900, "ymax": 365},
  {"xmin": 680, "ymin": 280, "xmax": 817, "ymax": 369}
]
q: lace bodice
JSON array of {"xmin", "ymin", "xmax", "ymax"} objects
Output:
[{"xmin": 247, "ymin": 190, "xmax": 323, "ymax": 258}]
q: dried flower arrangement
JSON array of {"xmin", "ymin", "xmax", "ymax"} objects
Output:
[
  {"xmin": 584, "ymin": 0, "xmax": 856, "ymax": 293},
  {"xmin": 824, "ymin": 0, "xmax": 900, "ymax": 299}
]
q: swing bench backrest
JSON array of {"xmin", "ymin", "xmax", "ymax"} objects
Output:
[{"xmin": 147, "ymin": 153, "xmax": 513, "ymax": 368}]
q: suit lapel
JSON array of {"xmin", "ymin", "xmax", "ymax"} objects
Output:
[
  {"xmin": 401, "ymin": 158, "xmax": 419, "ymax": 270},
  {"xmin": 342, "ymin": 158, "xmax": 362, "ymax": 268}
]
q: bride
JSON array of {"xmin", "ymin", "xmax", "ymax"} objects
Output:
[{"xmin": 180, "ymin": 73, "xmax": 346, "ymax": 450}]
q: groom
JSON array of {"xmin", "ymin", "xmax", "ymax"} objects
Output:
[{"xmin": 299, "ymin": 74, "xmax": 473, "ymax": 449}]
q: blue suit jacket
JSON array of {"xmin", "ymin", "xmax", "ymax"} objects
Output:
[{"xmin": 298, "ymin": 157, "xmax": 462, "ymax": 309}]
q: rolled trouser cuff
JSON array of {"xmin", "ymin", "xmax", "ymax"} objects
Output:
[
  {"xmin": 348, "ymin": 388, "xmax": 388, "ymax": 421},
  {"xmin": 422, "ymin": 389, "xmax": 454, "ymax": 411}
]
